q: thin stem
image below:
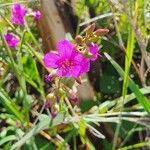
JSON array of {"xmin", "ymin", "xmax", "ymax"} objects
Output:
[
  {"xmin": 1, "ymin": 29, "xmax": 29, "ymax": 122},
  {"xmin": 65, "ymin": 97, "xmax": 76, "ymax": 116},
  {"xmin": 29, "ymin": 122, "xmax": 61, "ymax": 147},
  {"xmin": 33, "ymin": 102, "xmax": 46, "ymax": 125},
  {"xmin": 25, "ymin": 20, "xmax": 43, "ymax": 53},
  {"xmin": 73, "ymin": 136, "xmax": 77, "ymax": 150}
]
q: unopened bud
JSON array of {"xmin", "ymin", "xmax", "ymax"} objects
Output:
[
  {"xmin": 0, "ymin": 61, "xmax": 7, "ymax": 79},
  {"xmin": 86, "ymin": 23, "xmax": 96, "ymax": 35},
  {"xmin": 44, "ymin": 74, "xmax": 52, "ymax": 83},
  {"xmin": 51, "ymin": 104, "xmax": 59, "ymax": 119},
  {"xmin": 75, "ymin": 78, "xmax": 81, "ymax": 84},
  {"xmin": 51, "ymin": 111, "xmax": 57, "ymax": 119},
  {"xmin": 46, "ymin": 93, "xmax": 55, "ymax": 101},
  {"xmin": 59, "ymin": 88, "xmax": 65, "ymax": 95},
  {"xmin": 88, "ymin": 36, "xmax": 99, "ymax": 43},
  {"xmin": 70, "ymin": 92, "xmax": 78, "ymax": 103},
  {"xmin": 52, "ymin": 103, "xmax": 60, "ymax": 112},
  {"xmin": 75, "ymin": 35, "xmax": 83, "ymax": 45},
  {"xmin": 0, "ymin": 67, "xmax": 5, "ymax": 79},
  {"xmin": 94, "ymin": 28, "xmax": 109, "ymax": 36}
]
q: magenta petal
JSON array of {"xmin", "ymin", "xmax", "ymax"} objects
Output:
[
  {"xmin": 12, "ymin": 3, "xmax": 27, "ymax": 16},
  {"xmin": 71, "ymin": 65, "xmax": 82, "ymax": 77},
  {"xmin": 43, "ymin": 52, "xmax": 59, "ymax": 68},
  {"xmin": 88, "ymin": 44, "xmax": 99, "ymax": 61},
  {"xmin": 56, "ymin": 68, "xmax": 70, "ymax": 77},
  {"xmin": 73, "ymin": 53, "xmax": 90, "ymax": 75},
  {"xmin": 4, "ymin": 33, "xmax": 19, "ymax": 48},
  {"xmin": 11, "ymin": 3, "xmax": 27, "ymax": 25},
  {"xmin": 73, "ymin": 53, "xmax": 84, "ymax": 63},
  {"xmin": 80, "ymin": 59, "xmax": 90, "ymax": 74},
  {"xmin": 33, "ymin": 11, "xmax": 41, "ymax": 21},
  {"xmin": 56, "ymin": 40, "xmax": 74, "ymax": 58}
]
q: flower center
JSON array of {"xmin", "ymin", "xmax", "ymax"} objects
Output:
[{"xmin": 61, "ymin": 59, "xmax": 73, "ymax": 69}]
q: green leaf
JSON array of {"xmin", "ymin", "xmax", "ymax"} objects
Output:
[
  {"xmin": 0, "ymin": 135, "xmax": 17, "ymax": 146},
  {"xmin": 11, "ymin": 117, "xmax": 51, "ymax": 150},
  {"xmin": 80, "ymin": 100, "xmax": 97, "ymax": 113},
  {"xmin": 100, "ymin": 73, "xmax": 120, "ymax": 94},
  {"xmin": 119, "ymin": 142, "xmax": 150, "ymax": 150},
  {"xmin": 11, "ymin": 113, "xmax": 65, "ymax": 150},
  {"xmin": 58, "ymin": 129, "xmax": 77, "ymax": 150},
  {"xmin": 35, "ymin": 136, "xmax": 55, "ymax": 150},
  {"xmin": 122, "ymin": 3, "xmax": 135, "ymax": 98},
  {"xmin": 79, "ymin": 118, "xmax": 86, "ymax": 144},
  {"xmin": 0, "ymin": 88, "xmax": 25, "ymax": 123},
  {"xmin": 104, "ymin": 53, "xmax": 150, "ymax": 113},
  {"xmin": 21, "ymin": 54, "xmax": 45, "ymax": 98}
]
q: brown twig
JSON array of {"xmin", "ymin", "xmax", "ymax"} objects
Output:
[{"xmin": 29, "ymin": 122, "xmax": 61, "ymax": 147}]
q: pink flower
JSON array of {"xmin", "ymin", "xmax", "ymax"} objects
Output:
[
  {"xmin": 11, "ymin": 3, "xmax": 27, "ymax": 25},
  {"xmin": 43, "ymin": 40, "xmax": 90, "ymax": 78},
  {"xmin": 44, "ymin": 74, "xmax": 52, "ymax": 83},
  {"xmin": 69, "ymin": 92, "xmax": 78, "ymax": 103},
  {"xmin": 88, "ymin": 43, "xmax": 99, "ymax": 61},
  {"xmin": 33, "ymin": 11, "xmax": 41, "ymax": 21},
  {"xmin": 4, "ymin": 33, "xmax": 19, "ymax": 48}
]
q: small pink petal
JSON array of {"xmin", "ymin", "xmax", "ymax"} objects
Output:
[
  {"xmin": 11, "ymin": 3, "xmax": 27, "ymax": 26},
  {"xmin": 80, "ymin": 59, "xmax": 90, "ymax": 74},
  {"xmin": 33, "ymin": 10, "xmax": 41, "ymax": 21},
  {"xmin": 56, "ymin": 68, "xmax": 70, "ymax": 77},
  {"xmin": 70, "ymin": 65, "xmax": 82, "ymax": 77},
  {"xmin": 74, "ymin": 53, "xmax": 90, "ymax": 75},
  {"xmin": 56, "ymin": 40, "xmax": 74, "ymax": 58},
  {"xmin": 4, "ymin": 33, "xmax": 19, "ymax": 48},
  {"xmin": 70, "ymin": 92, "xmax": 78, "ymax": 103},
  {"xmin": 88, "ymin": 43, "xmax": 99, "ymax": 61},
  {"xmin": 43, "ymin": 52, "xmax": 59, "ymax": 68}
]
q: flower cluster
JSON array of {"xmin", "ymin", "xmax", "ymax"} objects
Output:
[
  {"xmin": 11, "ymin": 3, "xmax": 27, "ymax": 25},
  {"xmin": 33, "ymin": 11, "xmax": 41, "ymax": 21},
  {"xmin": 44, "ymin": 40, "xmax": 91, "ymax": 78},
  {"xmin": 2, "ymin": 2, "xmax": 109, "ymax": 120},
  {"xmin": 43, "ymin": 23, "xmax": 109, "ymax": 78},
  {"xmin": 4, "ymin": 33, "xmax": 19, "ymax": 49},
  {"xmin": 5, "ymin": 3, "xmax": 41, "ymax": 48}
]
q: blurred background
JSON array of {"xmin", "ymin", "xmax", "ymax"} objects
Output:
[{"xmin": 0, "ymin": 0, "xmax": 150, "ymax": 150}]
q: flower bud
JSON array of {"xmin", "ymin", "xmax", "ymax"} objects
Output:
[
  {"xmin": 75, "ymin": 35, "xmax": 83, "ymax": 45},
  {"xmin": 52, "ymin": 103, "xmax": 60, "ymax": 112},
  {"xmin": 51, "ymin": 111, "xmax": 57, "ymax": 119},
  {"xmin": 59, "ymin": 88, "xmax": 65, "ymax": 95},
  {"xmin": 33, "ymin": 10, "xmax": 41, "ymax": 21},
  {"xmin": 44, "ymin": 74, "xmax": 52, "ymax": 83},
  {"xmin": 0, "ymin": 61, "xmax": 6, "ymax": 79},
  {"xmin": 46, "ymin": 93, "xmax": 55, "ymax": 101},
  {"xmin": 70, "ymin": 92, "xmax": 78, "ymax": 103},
  {"xmin": 75, "ymin": 78, "xmax": 81, "ymax": 84},
  {"xmin": 88, "ymin": 36, "xmax": 99, "ymax": 43},
  {"xmin": 94, "ymin": 28, "xmax": 109, "ymax": 36},
  {"xmin": 51, "ymin": 104, "xmax": 59, "ymax": 119},
  {"xmin": 86, "ymin": 23, "xmax": 96, "ymax": 35},
  {"xmin": 44, "ymin": 100, "xmax": 51, "ymax": 109}
]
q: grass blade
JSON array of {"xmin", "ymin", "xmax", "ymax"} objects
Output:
[
  {"xmin": 122, "ymin": 18, "xmax": 135, "ymax": 97},
  {"xmin": 0, "ymin": 88, "xmax": 25, "ymax": 123},
  {"xmin": 104, "ymin": 52, "xmax": 150, "ymax": 113}
]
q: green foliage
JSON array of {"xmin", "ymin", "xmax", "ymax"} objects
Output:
[
  {"xmin": 0, "ymin": 0, "xmax": 150, "ymax": 150},
  {"xmin": 105, "ymin": 53, "xmax": 150, "ymax": 113},
  {"xmin": 100, "ymin": 73, "xmax": 120, "ymax": 94}
]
